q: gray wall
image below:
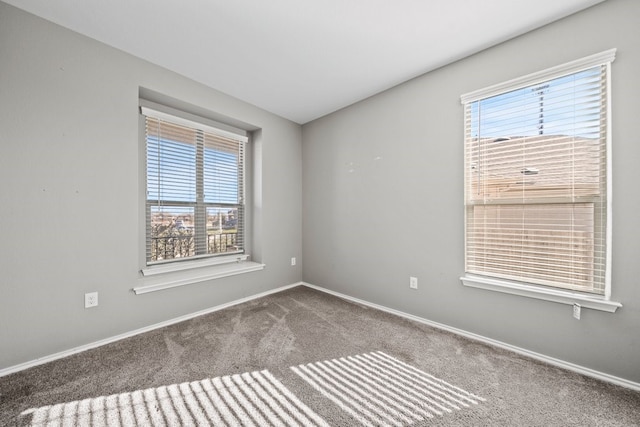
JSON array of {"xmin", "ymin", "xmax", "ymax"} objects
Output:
[
  {"xmin": 2, "ymin": 0, "xmax": 638, "ymax": 384},
  {"xmin": 0, "ymin": 2, "xmax": 302, "ymax": 370},
  {"xmin": 302, "ymin": 0, "xmax": 640, "ymax": 383}
]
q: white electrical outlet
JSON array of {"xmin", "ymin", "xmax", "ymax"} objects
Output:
[
  {"xmin": 409, "ymin": 276, "xmax": 418, "ymax": 289},
  {"xmin": 85, "ymin": 292, "xmax": 98, "ymax": 308},
  {"xmin": 291, "ymin": 257, "xmax": 296, "ymax": 266},
  {"xmin": 573, "ymin": 303, "xmax": 581, "ymax": 320}
]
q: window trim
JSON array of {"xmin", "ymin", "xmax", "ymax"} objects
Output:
[
  {"xmin": 460, "ymin": 49, "xmax": 616, "ymax": 104},
  {"xmin": 134, "ymin": 260, "xmax": 266, "ymax": 295},
  {"xmin": 460, "ymin": 49, "xmax": 620, "ymax": 311},
  {"xmin": 137, "ymin": 97, "xmax": 263, "ymax": 290},
  {"xmin": 142, "ymin": 104, "xmax": 247, "ymax": 265},
  {"xmin": 461, "ymin": 274, "xmax": 621, "ymax": 313},
  {"xmin": 140, "ymin": 100, "xmax": 249, "ymax": 142},
  {"xmin": 141, "ymin": 253, "xmax": 251, "ymax": 277}
]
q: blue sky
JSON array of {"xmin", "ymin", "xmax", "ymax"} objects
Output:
[
  {"xmin": 147, "ymin": 137, "xmax": 239, "ymax": 206},
  {"xmin": 469, "ymin": 66, "xmax": 602, "ymax": 140}
]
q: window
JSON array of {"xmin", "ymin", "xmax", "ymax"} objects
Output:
[
  {"xmin": 141, "ymin": 104, "xmax": 248, "ymax": 266},
  {"xmin": 461, "ymin": 50, "xmax": 618, "ymax": 307}
]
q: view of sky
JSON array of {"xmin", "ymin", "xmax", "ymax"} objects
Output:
[
  {"xmin": 147, "ymin": 136, "xmax": 240, "ymax": 206},
  {"xmin": 469, "ymin": 66, "xmax": 602, "ymax": 140}
]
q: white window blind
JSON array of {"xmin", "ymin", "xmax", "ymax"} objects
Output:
[
  {"xmin": 462, "ymin": 50, "xmax": 615, "ymax": 295},
  {"xmin": 143, "ymin": 107, "xmax": 247, "ymax": 265}
]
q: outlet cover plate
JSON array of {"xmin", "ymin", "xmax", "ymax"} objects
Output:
[
  {"xmin": 573, "ymin": 303, "xmax": 581, "ymax": 320},
  {"xmin": 85, "ymin": 292, "xmax": 98, "ymax": 308}
]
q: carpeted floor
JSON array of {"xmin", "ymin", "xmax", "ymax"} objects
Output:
[{"xmin": 1, "ymin": 286, "xmax": 639, "ymax": 426}]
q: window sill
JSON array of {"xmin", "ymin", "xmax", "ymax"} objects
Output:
[
  {"xmin": 460, "ymin": 274, "xmax": 622, "ymax": 313},
  {"xmin": 141, "ymin": 254, "xmax": 250, "ymax": 277},
  {"xmin": 134, "ymin": 258, "xmax": 265, "ymax": 295}
]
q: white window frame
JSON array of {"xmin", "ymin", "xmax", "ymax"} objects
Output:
[
  {"xmin": 135, "ymin": 99, "xmax": 264, "ymax": 294},
  {"xmin": 460, "ymin": 49, "xmax": 621, "ymax": 313}
]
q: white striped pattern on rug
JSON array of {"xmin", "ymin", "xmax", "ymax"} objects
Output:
[
  {"xmin": 291, "ymin": 351, "xmax": 485, "ymax": 427},
  {"xmin": 22, "ymin": 370, "xmax": 328, "ymax": 427}
]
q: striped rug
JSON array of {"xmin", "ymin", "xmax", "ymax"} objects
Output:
[
  {"xmin": 291, "ymin": 351, "xmax": 485, "ymax": 426},
  {"xmin": 23, "ymin": 370, "xmax": 328, "ymax": 426}
]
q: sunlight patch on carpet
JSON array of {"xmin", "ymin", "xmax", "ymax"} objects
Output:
[
  {"xmin": 291, "ymin": 351, "xmax": 485, "ymax": 426},
  {"xmin": 22, "ymin": 370, "xmax": 328, "ymax": 426}
]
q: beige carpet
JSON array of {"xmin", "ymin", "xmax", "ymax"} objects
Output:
[{"xmin": 1, "ymin": 286, "xmax": 638, "ymax": 426}]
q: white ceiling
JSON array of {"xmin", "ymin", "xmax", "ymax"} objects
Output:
[{"xmin": 5, "ymin": 0, "xmax": 605, "ymax": 124}]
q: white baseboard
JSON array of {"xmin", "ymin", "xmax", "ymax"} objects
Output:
[
  {"xmin": 4, "ymin": 280, "xmax": 639, "ymax": 392},
  {"xmin": 0, "ymin": 282, "xmax": 302, "ymax": 378},
  {"xmin": 301, "ymin": 282, "xmax": 640, "ymax": 392}
]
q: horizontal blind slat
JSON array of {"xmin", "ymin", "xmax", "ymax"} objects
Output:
[
  {"xmin": 145, "ymin": 111, "xmax": 246, "ymax": 263},
  {"xmin": 463, "ymin": 62, "xmax": 608, "ymax": 294}
]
